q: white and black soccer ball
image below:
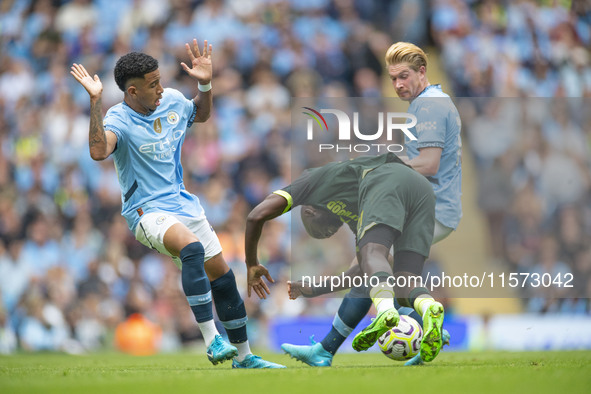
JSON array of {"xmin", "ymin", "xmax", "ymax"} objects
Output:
[{"xmin": 377, "ymin": 315, "xmax": 423, "ymax": 361}]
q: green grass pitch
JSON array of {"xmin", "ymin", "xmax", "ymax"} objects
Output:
[{"xmin": 1, "ymin": 350, "xmax": 590, "ymax": 394}]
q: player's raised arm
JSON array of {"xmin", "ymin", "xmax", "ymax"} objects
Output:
[
  {"xmin": 180, "ymin": 38, "xmax": 213, "ymax": 123},
  {"xmin": 70, "ymin": 63, "xmax": 117, "ymax": 161},
  {"xmin": 244, "ymin": 193, "xmax": 289, "ymax": 299}
]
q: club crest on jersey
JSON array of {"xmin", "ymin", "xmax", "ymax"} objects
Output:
[
  {"xmin": 167, "ymin": 111, "xmax": 180, "ymax": 125},
  {"xmin": 153, "ymin": 118, "xmax": 162, "ymax": 133}
]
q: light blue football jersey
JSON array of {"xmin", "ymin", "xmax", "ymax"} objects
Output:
[
  {"xmin": 406, "ymin": 84, "xmax": 462, "ymax": 229},
  {"xmin": 103, "ymin": 88, "xmax": 203, "ymax": 233}
]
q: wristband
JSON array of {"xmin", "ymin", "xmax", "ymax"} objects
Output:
[{"xmin": 198, "ymin": 81, "xmax": 212, "ymax": 92}]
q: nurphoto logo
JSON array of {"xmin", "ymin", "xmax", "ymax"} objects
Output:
[{"xmin": 302, "ymin": 107, "xmax": 417, "ymax": 153}]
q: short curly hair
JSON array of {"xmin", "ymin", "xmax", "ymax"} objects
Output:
[{"xmin": 114, "ymin": 52, "xmax": 159, "ymax": 92}]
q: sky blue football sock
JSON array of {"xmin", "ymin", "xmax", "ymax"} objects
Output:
[
  {"xmin": 321, "ymin": 291, "xmax": 372, "ymax": 355},
  {"xmin": 180, "ymin": 242, "xmax": 213, "ymax": 323}
]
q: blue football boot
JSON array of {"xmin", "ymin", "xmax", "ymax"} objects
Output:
[
  {"xmin": 206, "ymin": 335, "xmax": 238, "ymax": 365},
  {"xmin": 281, "ymin": 336, "xmax": 333, "ymax": 367},
  {"xmin": 232, "ymin": 354, "xmax": 286, "ymax": 369}
]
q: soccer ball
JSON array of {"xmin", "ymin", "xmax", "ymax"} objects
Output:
[{"xmin": 377, "ymin": 315, "xmax": 423, "ymax": 361}]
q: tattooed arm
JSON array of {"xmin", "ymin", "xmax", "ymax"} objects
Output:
[{"xmin": 70, "ymin": 63, "xmax": 117, "ymax": 160}]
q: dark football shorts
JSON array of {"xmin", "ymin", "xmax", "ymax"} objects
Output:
[{"xmin": 356, "ymin": 162, "xmax": 435, "ymax": 257}]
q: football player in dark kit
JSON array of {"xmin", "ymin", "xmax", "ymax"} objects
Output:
[{"xmin": 244, "ymin": 153, "xmax": 446, "ymax": 365}]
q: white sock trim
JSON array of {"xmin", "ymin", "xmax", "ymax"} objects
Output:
[
  {"xmin": 234, "ymin": 341, "xmax": 252, "ymax": 362},
  {"xmin": 198, "ymin": 319, "xmax": 219, "ymax": 347},
  {"xmin": 370, "ymin": 284, "xmax": 395, "ymax": 314},
  {"xmin": 415, "ymin": 297, "xmax": 434, "ymax": 319},
  {"xmin": 375, "ymin": 298, "xmax": 395, "ymax": 314}
]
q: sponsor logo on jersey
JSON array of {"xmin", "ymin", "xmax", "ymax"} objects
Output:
[
  {"xmin": 139, "ymin": 129, "xmax": 185, "ymax": 160},
  {"xmin": 326, "ymin": 200, "xmax": 358, "ymax": 224},
  {"xmin": 416, "ymin": 120, "xmax": 437, "ymax": 133}
]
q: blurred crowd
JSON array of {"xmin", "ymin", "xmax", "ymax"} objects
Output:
[
  {"xmin": 433, "ymin": 0, "xmax": 591, "ymax": 97},
  {"xmin": 465, "ymin": 98, "xmax": 591, "ymax": 313},
  {"xmin": 0, "ymin": 0, "xmax": 589, "ymax": 354},
  {"xmin": 435, "ymin": 0, "xmax": 591, "ymax": 314}
]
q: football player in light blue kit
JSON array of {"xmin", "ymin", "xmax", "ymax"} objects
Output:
[
  {"xmin": 70, "ymin": 39, "xmax": 284, "ymax": 369},
  {"xmin": 388, "ymin": 41, "xmax": 461, "ymax": 365},
  {"xmin": 281, "ymin": 42, "xmax": 461, "ymax": 366}
]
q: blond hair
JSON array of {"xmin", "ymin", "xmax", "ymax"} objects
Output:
[{"xmin": 385, "ymin": 42, "xmax": 428, "ymax": 72}]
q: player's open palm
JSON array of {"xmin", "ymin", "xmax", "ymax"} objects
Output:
[
  {"xmin": 247, "ymin": 264, "xmax": 274, "ymax": 299},
  {"xmin": 70, "ymin": 63, "xmax": 103, "ymax": 99},
  {"xmin": 287, "ymin": 280, "xmax": 316, "ymax": 299},
  {"xmin": 180, "ymin": 39, "xmax": 213, "ymax": 84},
  {"xmin": 287, "ymin": 281, "xmax": 303, "ymax": 300}
]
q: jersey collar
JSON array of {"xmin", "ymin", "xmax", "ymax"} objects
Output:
[
  {"xmin": 415, "ymin": 84, "xmax": 441, "ymax": 99},
  {"xmin": 122, "ymin": 100, "xmax": 155, "ymax": 117}
]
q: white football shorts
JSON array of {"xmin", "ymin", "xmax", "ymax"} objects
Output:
[
  {"xmin": 433, "ymin": 219, "xmax": 453, "ymax": 245},
  {"xmin": 135, "ymin": 212, "xmax": 223, "ymax": 269}
]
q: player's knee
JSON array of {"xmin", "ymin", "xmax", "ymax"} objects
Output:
[
  {"xmin": 358, "ymin": 244, "xmax": 390, "ymax": 274},
  {"xmin": 179, "ymin": 241, "xmax": 204, "ymax": 264},
  {"xmin": 204, "ymin": 253, "xmax": 230, "ymax": 280},
  {"xmin": 163, "ymin": 223, "xmax": 200, "ymax": 256}
]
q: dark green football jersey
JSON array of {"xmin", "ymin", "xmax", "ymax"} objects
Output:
[
  {"xmin": 273, "ymin": 152, "xmax": 435, "ymax": 256},
  {"xmin": 275, "ymin": 153, "xmax": 406, "ymax": 233}
]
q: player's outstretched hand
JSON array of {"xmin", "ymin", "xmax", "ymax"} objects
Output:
[
  {"xmin": 287, "ymin": 281, "xmax": 302, "ymax": 299},
  {"xmin": 247, "ymin": 264, "xmax": 274, "ymax": 299},
  {"xmin": 70, "ymin": 63, "xmax": 103, "ymax": 99},
  {"xmin": 180, "ymin": 38, "xmax": 213, "ymax": 84},
  {"xmin": 287, "ymin": 280, "xmax": 317, "ymax": 299}
]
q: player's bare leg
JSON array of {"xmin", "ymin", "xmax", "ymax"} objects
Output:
[{"xmin": 352, "ymin": 242, "xmax": 399, "ymax": 351}]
